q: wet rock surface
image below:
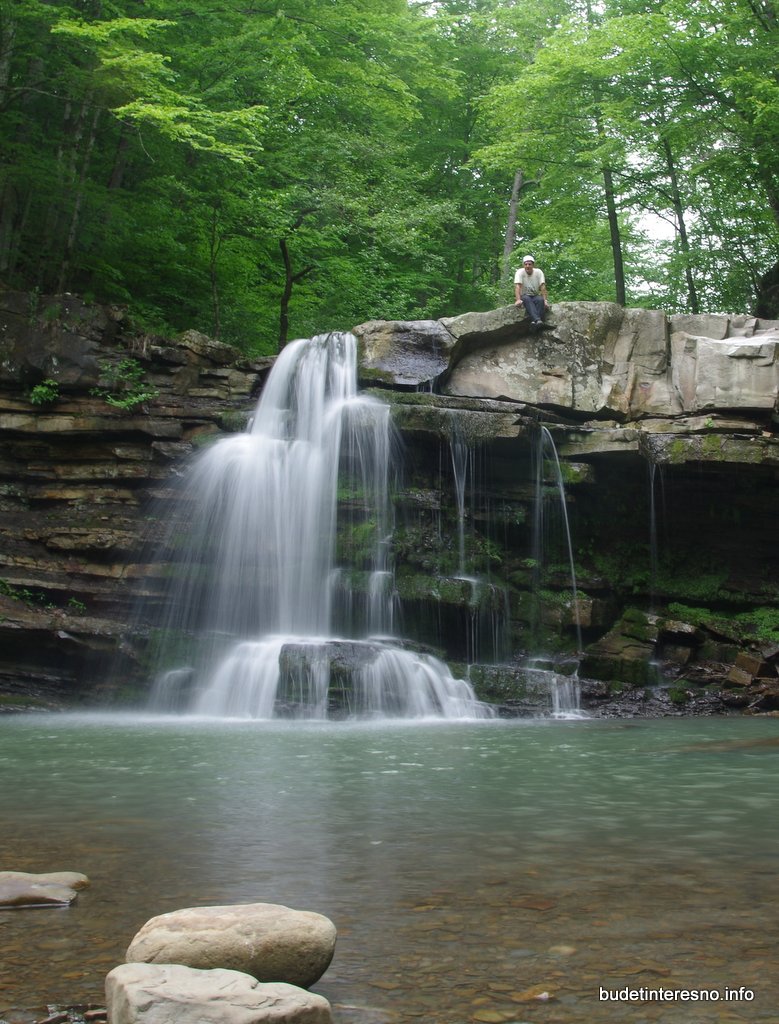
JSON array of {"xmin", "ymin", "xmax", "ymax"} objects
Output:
[
  {"xmin": 0, "ymin": 291, "xmax": 271, "ymax": 706},
  {"xmin": 0, "ymin": 872, "xmax": 89, "ymax": 909},
  {"xmin": 353, "ymin": 318, "xmax": 456, "ymax": 389}
]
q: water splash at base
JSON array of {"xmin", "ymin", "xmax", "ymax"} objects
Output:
[{"xmin": 145, "ymin": 333, "xmax": 492, "ymax": 720}]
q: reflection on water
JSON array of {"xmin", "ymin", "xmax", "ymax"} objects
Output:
[{"xmin": 1, "ymin": 714, "xmax": 778, "ymax": 1023}]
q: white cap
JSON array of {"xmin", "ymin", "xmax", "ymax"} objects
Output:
[{"xmin": 522, "ymin": 255, "xmax": 535, "ymax": 263}]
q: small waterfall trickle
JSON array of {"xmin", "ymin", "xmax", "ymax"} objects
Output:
[
  {"xmin": 444, "ymin": 416, "xmax": 510, "ymax": 665},
  {"xmin": 352, "ymin": 646, "xmax": 485, "ymax": 719},
  {"xmin": 529, "ymin": 425, "xmax": 586, "ymax": 717},
  {"xmin": 146, "ymin": 332, "xmax": 492, "ymax": 720},
  {"xmin": 449, "ymin": 422, "xmax": 472, "ymax": 578},
  {"xmin": 648, "ymin": 461, "xmax": 667, "ymax": 611},
  {"xmin": 531, "ymin": 425, "xmax": 582, "ymax": 654},
  {"xmin": 550, "ymin": 672, "xmax": 586, "ymax": 719}
]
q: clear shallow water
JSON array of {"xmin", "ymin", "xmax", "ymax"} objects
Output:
[{"xmin": 1, "ymin": 714, "xmax": 778, "ymax": 1023}]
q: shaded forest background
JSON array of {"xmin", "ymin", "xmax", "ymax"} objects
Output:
[{"xmin": 1, "ymin": 0, "xmax": 778, "ymax": 354}]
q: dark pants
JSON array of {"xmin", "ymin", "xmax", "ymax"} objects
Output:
[{"xmin": 522, "ymin": 294, "xmax": 545, "ymax": 323}]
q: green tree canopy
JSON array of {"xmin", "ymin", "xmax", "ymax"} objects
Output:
[{"xmin": 1, "ymin": 0, "xmax": 778, "ymax": 351}]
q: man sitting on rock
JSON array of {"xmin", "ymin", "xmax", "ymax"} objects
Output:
[{"xmin": 514, "ymin": 255, "xmax": 549, "ymax": 330}]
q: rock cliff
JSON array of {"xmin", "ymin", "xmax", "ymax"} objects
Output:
[
  {"xmin": 0, "ymin": 291, "xmax": 271, "ymax": 707},
  {"xmin": 1, "ymin": 293, "xmax": 777, "ymax": 713}
]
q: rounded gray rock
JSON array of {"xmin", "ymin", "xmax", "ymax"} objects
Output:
[{"xmin": 125, "ymin": 903, "xmax": 337, "ymax": 990}]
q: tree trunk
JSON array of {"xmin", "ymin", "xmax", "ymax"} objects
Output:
[
  {"xmin": 753, "ymin": 141, "xmax": 779, "ymax": 232},
  {"xmin": 592, "ymin": 99, "xmax": 626, "ymax": 306},
  {"xmin": 278, "ymin": 210, "xmax": 316, "ymax": 350},
  {"xmin": 209, "ymin": 206, "xmax": 222, "ymax": 340},
  {"xmin": 0, "ymin": 55, "xmax": 39, "ymax": 279},
  {"xmin": 602, "ymin": 164, "xmax": 626, "ymax": 306},
  {"xmin": 0, "ymin": 182, "xmax": 17, "ymax": 274},
  {"xmin": 0, "ymin": 11, "xmax": 15, "ymax": 108},
  {"xmin": 278, "ymin": 237, "xmax": 313, "ymax": 351},
  {"xmin": 107, "ymin": 127, "xmax": 131, "ymax": 191},
  {"xmin": 501, "ymin": 169, "xmax": 541, "ymax": 287},
  {"xmin": 279, "ymin": 238, "xmax": 293, "ymax": 350},
  {"xmin": 502, "ymin": 169, "xmax": 524, "ymax": 284},
  {"xmin": 39, "ymin": 94, "xmax": 81, "ymax": 288},
  {"xmin": 57, "ymin": 104, "xmax": 101, "ymax": 293},
  {"xmin": 662, "ymin": 138, "xmax": 699, "ymax": 313}
]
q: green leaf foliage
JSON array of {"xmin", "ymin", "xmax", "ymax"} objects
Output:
[{"xmin": 1, "ymin": 0, "xmax": 778, "ymax": 349}]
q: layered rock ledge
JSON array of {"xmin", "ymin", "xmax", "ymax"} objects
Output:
[{"xmin": 358, "ymin": 303, "xmax": 779, "ymax": 424}]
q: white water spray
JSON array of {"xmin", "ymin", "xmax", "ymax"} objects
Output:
[{"xmin": 148, "ymin": 333, "xmax": 492, "ymax": 720}]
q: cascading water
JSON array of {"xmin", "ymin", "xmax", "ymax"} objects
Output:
[
  {"xmin": 531, "ymin": 425, "xmax": 582, "ymax": 653},
  {"xmin": 449, "ymin": 421, "xmax": 471, "ymax": 578},
  {"xmin": 147, "ymin": 332, "xmax": 492, "ymax": 720},
  {"xmin": 648, "ymin": 461, "xmax": 667, "ymax": 612},
  {"xmin": 529, "ymin": 424, "xmax": 587, "ymax": 717},
  {"xmin": 445, "ymin": 415, "xmax": 510, "ymax": 666}
]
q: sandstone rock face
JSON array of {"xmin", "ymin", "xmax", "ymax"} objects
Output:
[
  {"xmin": 356, "ymin": 301, "xmax": 773, "ymax": 421},
  {"xmin": 353, "ymin": 318, "xmax": 455, "ymax": 387},
  {"xmin": 0, "ymin": 290, "xmax": 271, "ymax": 705},
  {"xmin": 106, "ymin": 963, "xmax": 333, "ymax": 1024},
  {"xmin": 0, "ymin": 870, "xmax": 89, "ymax": 907},
  {"xmin": 670, "ymin": 331, "xmax": 779, "ymax": 413},
  {"xmin": 441, "ymin": 304, "xmax": 779, "ymax": 420},
  {"xmin": 125, "ymin": 904, "xmax": 337, "ymax": 990},
  {"xmin": 444, "ymin": 302, "xmax": 623, "ymax": 412},
  {"xmin": 440, "ymin": 304, "xmax": 529, "ymax": 348}
]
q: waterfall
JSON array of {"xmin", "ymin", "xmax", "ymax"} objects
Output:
[
  {"xmin": 528, "ymin": 425, "xmax": 586, "ymax": 717},
  {"xmin": 147, "ymin": 333, "xmax": 492, "ymax": 720},
  {"xmin": 531, "ymin": 425, "xmax": 582, "ymax": 654},
  {"xmin": 449, "ymin": 421, "xmax": 471, "ymax": 578},
  {"xmin": 444, "ymin": 416, "xmax": 510, "ymax": 665},
  {"xmin": 648, "ymin": 461, "xmax": 667, "ymax": 612},
  {"xmin": 550, "ymin": 672, "xmax": 586, "ymax": 719}
]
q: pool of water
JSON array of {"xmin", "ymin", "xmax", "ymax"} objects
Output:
[{"xmin": 1, "ymin": 713, "xmax": 778, "ymax": 1023}]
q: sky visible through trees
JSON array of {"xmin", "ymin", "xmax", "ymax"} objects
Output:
[{"xmin": 1, "ymin": 0, "xmax": 778, "ymax": 353}]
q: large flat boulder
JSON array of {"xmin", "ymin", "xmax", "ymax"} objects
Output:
[
  {"xmin": 443, "ymin": 302, "xmax": 627, "ymax": 413},
  {"xmin": 125, "ymin": 903, "xmax": 337, "ymax": 990},
  {"xmin": 439, "ymin": 304, "xmax": 529, "ymax": 348},
  {"xmin": 106, "ymin": 963, "xmax": 333, "ymax": 1024}
]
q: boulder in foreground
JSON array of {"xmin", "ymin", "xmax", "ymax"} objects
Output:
[
  {"xmin": 125, "ymin": 903, "xmax": 337, "ymax": 990},
  {"xmin": 106, "ymin": 963, "xmax": 333, "ymax": 1024}
]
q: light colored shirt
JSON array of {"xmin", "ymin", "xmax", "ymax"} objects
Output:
[{"xmin": 514, "ymin": 267, "xmax": 545, "ymax": 295}]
